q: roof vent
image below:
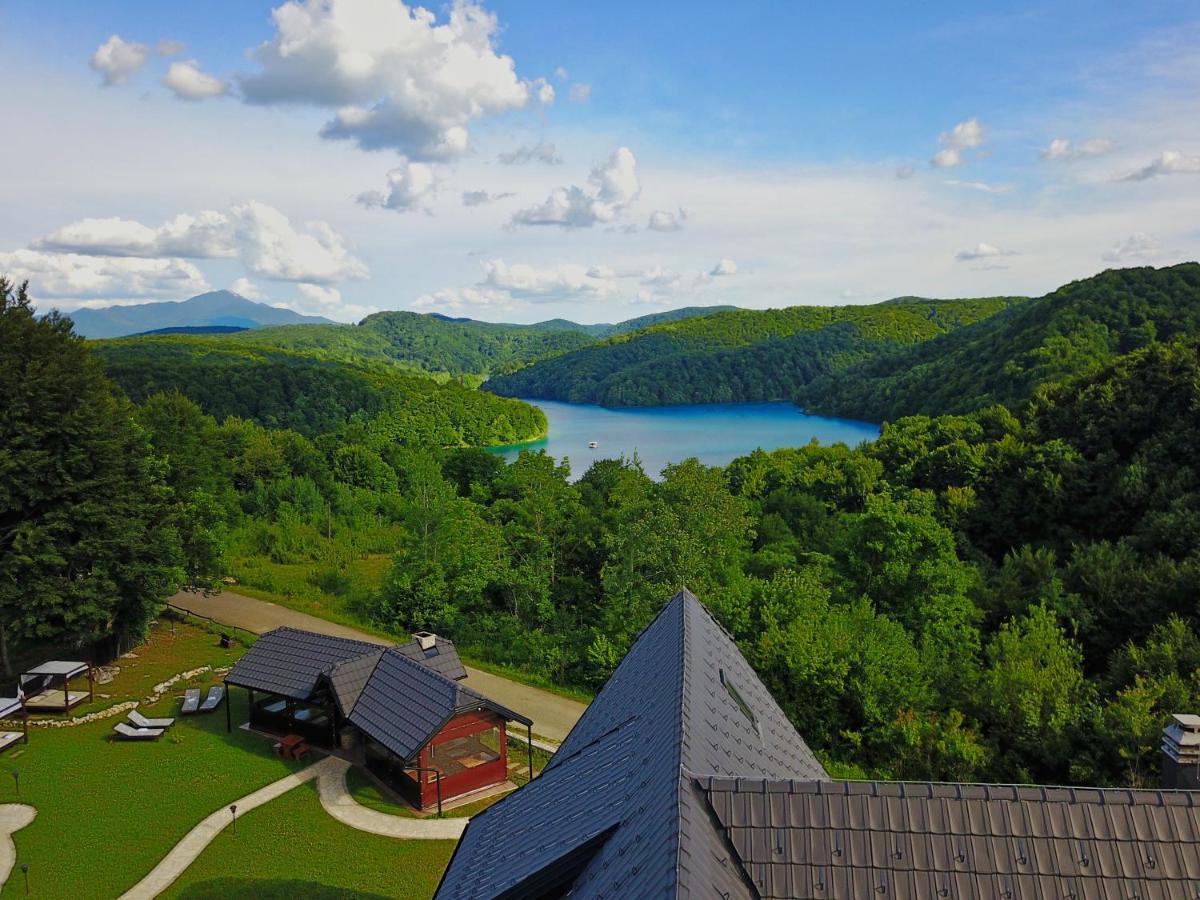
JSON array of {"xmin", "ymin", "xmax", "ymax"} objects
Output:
[
  {"xmin": 1160, "ymin": 713, "xmax": 1200, "ymax": 789},
  {"xmin": 413, "ymin": 631, "xmax": 438, "ymax": 652}
]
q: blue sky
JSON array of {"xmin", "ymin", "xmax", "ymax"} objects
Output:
[{"xmin": 3, "ymin": 1, "xmax": 1199, "ymax": 322}]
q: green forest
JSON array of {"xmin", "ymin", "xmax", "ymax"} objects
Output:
[
  {"xmin": 483, "ymin": 296, "xmax": 1024, "ymax": 406},
  {"xmin": 6, "ymin": 264, "xmax": 1200, "ymax": 792}
]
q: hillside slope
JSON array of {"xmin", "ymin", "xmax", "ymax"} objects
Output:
[
  {"xmin": 484, "ymin": 297, "xmax": 1022, "ymax": 407},
  {"xmin": 65, "ymin": 290, "xmax": 332, "ymax": 338},
  {"xmin": 797, "ymin": 263, "xmax": 1200, "ymax": 421},
  {"xmin": 93, "ymin": 334, "xmax": 545, "ymax": 444}
]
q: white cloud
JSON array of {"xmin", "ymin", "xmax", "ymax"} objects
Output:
[
  {"xmin": 156, "ymin": 39, "xmax": 186, "ymax": 57},
  {"xmin": 944, "ymin": 179, "xmax": 1013, "ymax": 194},
  {"xmin": 412, "ymin": 285, "xmax": 512, "ymax": 315},
  {"xmin": 161, "ymin": 60, "xmax": 228, "ymax": 101},
  {"xmin": 355, "ymin": 160, "xmax": 437, "ymax": 212},
  {"xmin": 481, "ymin": 259, "xmax": 617, "ymax": 301},
  {"xmin": 568, "ymin": 83, "xmax": 591, "ymax": 103},
  {"xmin": 32, "ymin": 202, "xmax": 368, "ymax": 284},
  {"xmin": 1040, "ymin": 137, "xmax": 1113, "ymax": 161},
  {"xmin": 89, "ymin": 35, "xmax": 149, "ymax": 86},
  {"xmin": 1117, "ymin": 150, "xmax": 1200, "ymax": 181},
  {"xmin": 709, "ymin": 258, "xmax": 738, "ymax": 276},
  {"xmin": 955, "ymin": 242, "xmax": 1017, "ymax": 262},
  {"xmin": 647, "ymin": 208, "xmax": 687, "ymax": 232},
  {"xmin": 895, "ymin": 165, "xmax": 915, "ymax": 179},
  {"xmin": 230, "ymin": 277, "xmax": 265, "ymax": 300},
  {"xmin": 533, "ymin": 78, "xmax": 555, "ymax": 105},
  {"xmin": 294, "ymin": 283, "xmax": 341, "ymax": 308},
  {"xmin": 0, "ymin": 249, "xmax": 207, "ymax": 299},
  {"xmin": 236, "ymin": 0, "xmax": 529, "ymax": 159},
  {"xmin": 511, "ymin": 146, "xmax": 640, "ymax": 229},
  {"xmin": 931, "ymin": 118, "xmax": 984, "ymax": 168},
  {"xmin": 554, "ymin": 66, "xmax": 568, "ymax": 82},
  {"xmin": 1102, "ymin": 232, "xmax": 1158, "ymax": 262},
  {"xmin": 497, "ymin": 141, "xmax": 562, "ymax": 165},
  {"xmin": 461, "ymin": 189, "xmax": 513, "ymax": 207}
]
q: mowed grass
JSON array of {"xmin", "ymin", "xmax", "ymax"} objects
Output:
[
  {"xmin": 0, "ymin": 625, "xmax": 303, "ymax": 899},
  {"xmin": 163, "ymin": 782, "xmax": 455, "ymax": 899}
]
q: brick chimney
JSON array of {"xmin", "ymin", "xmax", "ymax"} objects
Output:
[
  {"xmin": 413, "ymin": 631, "xmax": 437, "ymax": 652},
  {"xmin": 1161, "ymin": 713, "xmax": 1200, "ymax": 789}
]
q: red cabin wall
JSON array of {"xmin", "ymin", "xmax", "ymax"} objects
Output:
[{"xmin": 417, "ymin": 711, "xmax": 508, "ymax": 810}]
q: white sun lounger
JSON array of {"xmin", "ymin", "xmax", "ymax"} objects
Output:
[
  {"xmin": 113, "ymin": 722, "xmax": 164, "ymax": 741},
  {"xmin": 198, "ymin": 685, "xmax": 225, "ymax": 713},
  {"xmin": 180, "ymin": 688, "xmax": 201, "ymax": 714},
  {"xmin": 128, "ymin": 709, "xmax": 175, "ymax": 729}
]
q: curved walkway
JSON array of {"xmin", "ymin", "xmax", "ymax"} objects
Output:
[
  {"xmin": 316, "ymin": 757, "xmax": 467, "ymax": 839},
  {"xmin": 119, "ymin": 757, "xmax": 337, "ymax": 900},
  {"xmin": 170, "ymin": 589, "xmax": 586, "ymax": 742},
  {"xmin": 0, "ymin": 804, "xmax": 36, "ymax": 890}
]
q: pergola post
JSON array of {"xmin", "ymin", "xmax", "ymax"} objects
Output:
[
  {"xmin": 527, "ymin": 723, "xmax": 534, "ymax": 782},
  {"xmin": 63, "ymin": 674, "xmax": 69, "ymax": 710},
  {"xmin": 88, "ymin": 666, "xmax": 95, "ymax": 703},
  {"xmin": 225, "ymin": 683, "xmax": 232, "ymax": 733},
  {"xmin": 20, "ymin": 698, "xmax": 27, "ymax": 746}
]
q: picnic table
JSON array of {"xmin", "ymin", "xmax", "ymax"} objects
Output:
[{"xmin": 278, "ymin": 733, "xmax": 309, "ymax": 760}]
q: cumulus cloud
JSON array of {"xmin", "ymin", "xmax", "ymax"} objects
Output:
[
  {"xmin": 709, "ymin": 258, "xmax": 738, "ymax": 276},
  {"xmin": 156, "ymin": 39, "xmax": 186, "ymax": 56},
  {"xmin": 511, "ymin": 147, "xmax": 640, "ymax": 229},
  {"xmin": 533, "ymin": 78, "xmax": 555, "ymax": 104},
  {"xmin": 955, "ymin": 242, "xmax": 1017, "ymax": 262},
  {"xmin": 931, "ymin": 118, "xmax": 984, "ymax": 168},
  {"xmin": 236, "ymin": 0, "xmax": 529, "ymax": 159},
  {"xmin": 0, "ymin": 249, "xmax": 208, "ymax": 299},
  {"xmin": 462, "ymin": 190, "xmax": 513, "ymax": 207},
  {"xmin": 161, "ymin": 60, "xmax": 228, "ymax": 100},
  {"xmin": 569, "ymin": 83, "xmax": 591, "ymax": 103},
  {"xmin": 481, "ymin": 259, "xmax": 617, "ymax": 301},
  {"xmin": 231, "ymin": 277, "xmax": 265, "ymax": 300},
  {"xmin": 1102, "ymin": 232, "xmax": 1158, "ymax": 263},
  {"xmin": 90, "ymin": 35, "xmax": 149, "ymax": 86},
  {"xmin": 497, "ymin": 141, "xmax": 562, "ymax": 165},
  {"xmin": 647, "ymin": 208, "xmax": 687, "ymax": 232},
  {"xmin": 33, "ymin": 202, "xmax": 368, "ymax": 284},
  {"xmin": 554, "ymin": 66, "xmax": 568, "ymax": 82},
  {"xmin": 1040, "ymin": 137, "xmax": 1113, "ymax": 161},
  {"xmin": 412, "ymin": 285, "xmax": 511, "ymax": 314},
  {"xmin": 294, "ymin": 283, "xmax": 342, "ymax": 309},
  {"xmin": 355, "ymin": 160, "xmax": 437, "ymax": 212},
  {"xmin": 1117, "ymin": 150, "xmax": 1200, "ymax": 182}
]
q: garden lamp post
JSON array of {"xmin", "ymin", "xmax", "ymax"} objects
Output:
[
  {"xmin": 20, "ymin": 863, "xmax": 28, "ymax": 895},
  {"xmin": 11, "ymin": 770, "xmax": 18, "ymax": 799},
  {"xmin": 230, "ymin": 803, "xmax": 237, "ymax": 835}
]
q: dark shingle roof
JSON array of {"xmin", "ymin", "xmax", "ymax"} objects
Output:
[
  {"xmin": 224, "ymin": 627, "xmax": 381, "ymax": 701},
  {"xmin": 325, "ymin": 649, "xmax": 385, "ymax": 716},
  {"xmin": 393, "ymin": 635, "xmax": 467, "ymax": 681},
  {"xmin": 701, "ymin": 776, "xmax": 1200, "ymax": 899},
  {"xmin": 437, "ymin": 589, "xmax": 826, "ymax": 900},
  {"xmin": 349, "ymin": 649, "xmax": 531, "ymax": 762}
]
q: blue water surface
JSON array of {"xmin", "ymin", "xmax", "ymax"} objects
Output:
[{"xmin": 490, "ymin": 400, "xmax": 880, "ymax": 479}]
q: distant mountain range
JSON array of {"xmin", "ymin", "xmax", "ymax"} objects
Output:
[{"xmin": 64, "ymin": 291, "xmax": 333, "ymax": 338}]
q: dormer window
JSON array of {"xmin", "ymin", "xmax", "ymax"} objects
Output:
[{"xmin": 720, "ymin": 668, "xmax": 760, "ymax": 735}]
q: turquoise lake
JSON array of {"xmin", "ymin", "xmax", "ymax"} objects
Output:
[{"xmin": 490, "ymin": 400, "xmax": 880, "ymax": 478}]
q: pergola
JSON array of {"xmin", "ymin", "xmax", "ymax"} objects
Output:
[
  {"xmin": 0, "ymin": 695, "xmax": 28, "ymax": 753},
  {"xmin": 19, "ymin": 661, "xmax": 94, "ymax": 712}
]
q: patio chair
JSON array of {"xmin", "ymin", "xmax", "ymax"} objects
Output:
[
  {"xmin": 113, "ymin": 722, "xmax": 164, "ymax": 741},
  {"xmin": 129, "ymin": 709, "xmax": 175, "ymax": 729},
  {"xmin": 181, "ymin": 688, "xmax": 201, "ymax": 715},
  {"xmin": 198, "ymin": 685, "xmax": 225, "ymax": 713}
]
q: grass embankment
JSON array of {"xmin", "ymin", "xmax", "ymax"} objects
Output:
[
  {"xmin": 162, "ymin": 782, "xmax": 455, "ymax": 900},
  {"xmin": 228, "ymin": 555, "xmax": 594, "ymax": 705}
]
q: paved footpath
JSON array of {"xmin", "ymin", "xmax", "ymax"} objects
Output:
[
  {"xmin": 316, "ymin": 757, "xmax": 467, "ymax": 839},
  {"xmin": 169, "ymin": 590, "xmax": 586, "ymax": 743},
  {"xmin": 119, "ymin": 758, "xmax": 335, "ymax": 900},
  {"xmin": 0, "ymin": 804, "xmax": 35, "ymax": 891}
]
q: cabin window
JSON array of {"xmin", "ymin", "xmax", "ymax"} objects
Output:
[
  {"xmin": 429, "ymin": 724, "xmax": 503, "ymax": 779},
  {"xmin": 720, "ymin": 668, "xmax": 760, "ymax": 735}
]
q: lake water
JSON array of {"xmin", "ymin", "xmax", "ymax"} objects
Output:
[{"xmin": 490, "ymin": 400, "xmax": 880, "ymax": 478}]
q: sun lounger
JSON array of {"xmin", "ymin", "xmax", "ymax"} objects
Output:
[
  {"xmin": 198, "ymin": 685, "xmax": 225, "ymax": 713},
  {"xmin": 129, "ymin": 709, "xmax": 175, "ymax": 729},
  {"xmin": 181, "ymin": 688, "xmax": 201, "ymax": 714},
  {"xmin": 113, "ymin": 722, "xmax": 164, "ymax": 741}
]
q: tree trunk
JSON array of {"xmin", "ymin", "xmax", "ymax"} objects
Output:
[{"xmin": 0, "ymin": 624, "xmax": 11, "ymax": 678}]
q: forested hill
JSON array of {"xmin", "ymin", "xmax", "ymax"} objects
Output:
[
  {"xmin": 483, "ymin": 297, "xmax": 1022, "ymax": 407},
  {"xmin": 797, "ymin": 263, "xmax": 1200, "ymax": 422},
  {"xmin": 93, "ymin": 334, "xmax": 545, "ymax": 445}
]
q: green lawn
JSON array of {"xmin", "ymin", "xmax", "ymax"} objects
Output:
[
  {"xmin": 163, "ymin": 783, "xmax": 455, "ymax": 899},
  {"xmin": 0, "ymin": 624, "xmax": 303, "ymax": 899}
]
